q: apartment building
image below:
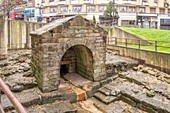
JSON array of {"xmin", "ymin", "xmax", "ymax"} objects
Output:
[{"xmin": 34, "ymin": 0, "xmax": 170, "ymax": 29}]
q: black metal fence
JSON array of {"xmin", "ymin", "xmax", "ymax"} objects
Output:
[{"xmin": 107, "ymin": 37, "xmax": 170, "ymax": 52}]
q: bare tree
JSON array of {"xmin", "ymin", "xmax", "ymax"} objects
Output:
[{"xmin": 0, "ymin": 0, "xmax": 21, "ymax": 18}]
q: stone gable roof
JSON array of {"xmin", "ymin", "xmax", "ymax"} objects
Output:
[
  {"xmin": 30, "ymin": 15, "xmax": 104, "ymax": 36},
  {"xmin": 30, "ymin": 16, "xmax": 76, "ymax": 36}
]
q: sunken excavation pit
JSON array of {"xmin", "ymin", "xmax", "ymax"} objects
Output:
[{"xmin": 30, "ymin": 15, "xmax": 107, "ymax": 92}]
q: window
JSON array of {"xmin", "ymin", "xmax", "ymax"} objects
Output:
[
  {"xmin": 42, "ymin": 0, "xmax": 45, "ymax": 3},
  {"xmin": 168, "ymin": 9, "xmax": 170, "ymax": 13},
  {"xmin": 150, "ymin": 8, "xmax": 156, "ymax": 13},
  {"xmin": 154, "ymin": 0, "xmax": 158, "ymax": 3},
  {"xmin": 50, "ymin": 7, "xmax": 57, "ymax": 13},
  {"xmin": 139, "ymin": 7, "xmax": 145, "ymax": 13},
  {"xmin": 123, "ymin": 0, "xmax": 136, "ymax": 1},
  {"xmin": 49, "ymin": 0, "xmax": 54, "ymax": 2},
  {"xmin": 128, "ymin": 7, "xmax": 136, "ymax": 13},
  {"xmin": 120, "ymin": 6, "xmax": 127, "ymax": 12},
  {"xmin": 60, "ymin": 6, "xmax": 68, "ymax": 12},
  {"xmin": 99, "ymin": 6, "xmax": 107, "ymax": 12},
  {"xmin": 160, "ymin": 19, "xmax": 170, "ymax": 24},
  {"xmin": 86, "ymin": 6, "xmax": 95, "ymax": 12},
  {"xmin": 160, "ymin": 8, "xmax": 165, "ymax": 14},
  {"xmin": 41, "ymin": 9, "xmax": 45, "ymax": 14},
  {"xmin": 72, "ymin": 6, "xmax": 81, "ymax": 12}
]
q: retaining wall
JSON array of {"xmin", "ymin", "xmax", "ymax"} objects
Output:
[
  {"xmin": 0, "ymin": 16, "xmax": 45, "ymax": 60},
  {"xmin": 112, "ymin": 27, "xmax": 151, "ymax": 45},
  {"xmin": 0, "ymin": 16, "xmax": 7, "ymax": 60},
  {"xmin": 8, "ymin": 21, "xmax": 44, "ymax": 49}
]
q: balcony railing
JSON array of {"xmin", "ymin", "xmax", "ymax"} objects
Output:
[{"xmin": 122, "ymin": 0, "xmax": 137, "ymax": 5}]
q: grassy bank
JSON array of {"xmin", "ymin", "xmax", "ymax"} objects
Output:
[{"xmin": 117, "ymin": 27, "xmax": 170, "ymax": 52}]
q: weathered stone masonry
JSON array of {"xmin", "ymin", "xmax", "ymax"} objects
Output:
[{"xmin": 30, "ymin": 15, "xmax": 107, "ymax": 92}]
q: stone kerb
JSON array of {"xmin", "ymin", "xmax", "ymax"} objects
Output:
[{"xmin": 31, "ymin": 15, "xmax": 107, "ymax": 92}]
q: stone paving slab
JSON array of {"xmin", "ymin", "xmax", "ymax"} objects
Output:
[
  {"xmin": 1, "ymin": 88, "xmax": 41, "ymax": 111},
  {"xmin": 63, "ymin": 73, "xmax": 91, "ymax": 87},
  {"xmin": 73, "ymin": 100, "xmax": 102, "ymax": 113},
  {"xmin": 26, "ymin": 100, "xmax": 77, "ymax": 113},
  {"xmin": 120, "ymin": 70, "xmax": 170, "ymax": 100},
  {"xmin": 101, "ymin": 77, "xmax": 170, "ymax": 113},
  {"xmin": 91, "ymin": 97, "xmax": 146, "ymax": 113},
  {"xmin": 94, "ymin": 92, "xmax": 118, "ymax": 104},
  {"xmin": 2, "ymin": 83, "xmax": 77, "ymax": 112},
  {"xmin": 106, "ymin": 52, "xmax": 138, "ymax": 65}
]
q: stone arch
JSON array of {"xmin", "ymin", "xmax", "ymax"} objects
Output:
[
  {"xmin": 57, "ymin": 38, "xmax": 96, "ymax": 63},
  {"xmin": 59, "ymin": 44, "xmax": 94, "ymax": 80}
]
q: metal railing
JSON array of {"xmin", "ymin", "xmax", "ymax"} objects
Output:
[
  {"xmin": 107, "ymin": 37, "xmax": 170, "ymax": 52},
  {"xmin": 0, "ymin": 78, "xmax": 27, "ymax": 113}
]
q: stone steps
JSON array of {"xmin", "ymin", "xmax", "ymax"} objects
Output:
[
  {"xmin": 2, "ymin": 85, "xmax": 77, "ymax": 112},
  {"xmin": 91, "ymin": 97, "xmax": 146, "ymax": 113},
  {"xmin": 26, "ymin": 100, "xmax": 77, "ymax": 113},
  {"xmin": 110, "ymin": 79, "xmax": 170, "ymax": 113},
  {"xmin": 1, "ymin": 88, "xmax": 41, "ymax": 112},
  {"xmin": 119, "ymin": 70, "xmax": 170, "ymax": 101},
  {"xmin": 94, "ymin": 92, "xmax": 118, "ymax": 104},
  {"xmin": 73, "ymin": 100, "xmax": 103, "ymax": 113}
]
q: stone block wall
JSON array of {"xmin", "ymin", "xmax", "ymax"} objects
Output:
[
  {"xmin": 112, "ymin": 27, "xmax": 151, "ymax": 46},
  {"xmin": 31, "ymin": 16, "xmax": 107, "ymax": 92},
  {"xmin": 0, "ymin": 15, "xmax": 7, "ymax": 60},
  {"xmin": 8, "ymin": 21, "xmax": 44, "ymax": 49}
]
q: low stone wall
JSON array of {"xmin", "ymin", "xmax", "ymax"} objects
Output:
[
  {"xmin": 112, "ymin": 27, "xmax": 151, "ymax": 45},
  {"xmin": 107, "ymin": 45, "xmax": 170, "ymax": 74}
]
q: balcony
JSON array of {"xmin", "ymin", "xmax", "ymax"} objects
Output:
[
  {"xmin": 49, "ymin": 2, "xmax": 55, "ymax": 6},
  {"xmin": 83, "ymin": 0, "xmax": 93, "ymax": 4},
  {"xmin": 58, "ymin": 0, "xmax": 67, "ymax": 5},
  {"xmin": 137, "ymin": 13, "xmax": 157, "ymax": 17},
  {"xmin": 153, "ymin": 3, "xmax": 158, "ymax": 7},
  {"xmin": 100, "ymin": 0, "xmax": 110, "ymax": 4},
  {"xmin": 142, "ymin": 2, "xmax": 149, "ymax": 6},
  {"xmin": 71, "ymin": 0, "xmax": 79, "ymax": 4},
  {"xmin": 122, "ymin": 0, "xmax": 137, "ymax": 5}
]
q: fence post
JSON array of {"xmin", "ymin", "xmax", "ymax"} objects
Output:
[
  {"xmin": 138, "ymin": 40, "xmax": 141, "ymax": 49},
  {"xmin": 125, "ymin": 38, "xmax": 128, "ymax": 47},
  {"xmin": 155, "ymin": 41, "xmax": 157, "ymax": 52}
]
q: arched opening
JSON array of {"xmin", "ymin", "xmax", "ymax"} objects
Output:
[{"xmin": 60, "ymin": 45, "xmax": 94, "ymax": 80}]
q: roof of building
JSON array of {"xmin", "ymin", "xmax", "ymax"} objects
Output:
[{"xmin": 30, "ymin": 16, "xmax": 76, "ymax": 35}]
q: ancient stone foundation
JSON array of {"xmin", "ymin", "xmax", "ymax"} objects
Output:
[{"xmin": 30, "ymin": 15, "xmax": 107, "ymax": 92}]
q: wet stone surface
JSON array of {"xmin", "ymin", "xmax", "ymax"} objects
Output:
[{"xmin": 1, "ymin": 49, "xmax": 170, "ymax": 113}]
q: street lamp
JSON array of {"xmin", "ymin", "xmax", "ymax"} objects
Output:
[
  {"xmin": 112, "ymin": 0, "xmax": 115, "ymax": 17},
  {"xmin": 37, "ymin": 3, "xmax": 43, "ymax": 22},
  {"xmin": 112, "ymin": 0, "xmax": 119, "ymax": 26}
]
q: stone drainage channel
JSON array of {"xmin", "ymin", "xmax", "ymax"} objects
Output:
[{"xmin": 2, "ymin": 50, "xmax": 170, "ymax": 112}]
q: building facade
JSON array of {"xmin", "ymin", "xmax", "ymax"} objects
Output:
[{"xmin": 30, "ymin": 0, "xmax": 170, "ymax": 29}]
